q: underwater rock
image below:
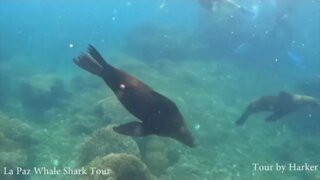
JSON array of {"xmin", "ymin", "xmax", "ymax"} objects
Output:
[
  {"xmin": 92, "ymin": 97, "xmax": 123, "ymax": 124},
  {"xmin": 0, "ymin": 112, "xmax": 36, "ymax": 180},
  {"xmin": 18, "ymin": 74, "xmax": 70, "ymax": 114},
  {"xmin": 137, "ymin": 138, "xmax": 180, "ymax": 175},
  {"xmin": 0, "ymin": 150, "xmax": 28, "ymax": 168},
  {"xmin": 82, "ymin": 153, "xmax": 156, "ymax": 180},
  {"xmin": 0, "ymin": 150, "xmax": 30, "ymax": 180},
  {"xmin": 0, "ymin": 68, "xmax": 11, "ymax": 107},
  {"xmin": 0, "ymin": 112, "xmax": 36, "ymax": 146},
  {"xmin": 78, "ymin": 125, "xmax": 140, "ymax": 166},
  {"xmin": 124, "ymin": 24, "xmax": 192, "ymax": 62},
  {"xmin": 67, "ymin": 122, "xmax": 94, "ymax": 136}
]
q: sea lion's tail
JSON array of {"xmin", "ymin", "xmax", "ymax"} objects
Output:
[{"xmin": 73, "ymin": 45, "xmax": 112, "ymax": 76}]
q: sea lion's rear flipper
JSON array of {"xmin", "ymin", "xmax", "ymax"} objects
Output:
[
  {"xmin": 265, "ymin": 113, "xmax": 283, "ymax": 122},
  {"xmin": 73, "ymin": 53, "xmax": 104, "ymax": 76},
  {"xmin": 87, "ymin": 44, "xmax": 109, "ymax": 68},
  {"xmin": 113, "ymin": 121, "xmax": 147, "ymax": 137},
  {"xmin": 73, "ymin": 45, "xmax": 114, "ymax": 76}
]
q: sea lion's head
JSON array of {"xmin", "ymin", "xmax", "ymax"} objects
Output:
[
  {"xmin": 293, "ymin": 94, "xmax": 320, "ymax": 107},
  {"xmin": 169, "ymin": 126, "xmax": 197, "ymax": 148}
]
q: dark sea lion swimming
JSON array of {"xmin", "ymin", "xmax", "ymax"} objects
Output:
[
  {"xmin": 73, "ymin": 45, "xmax": 196, "ymax": 147},
  {"xmin": 236, "ymin": 91, "xmax": 320, "ymax": 126}
]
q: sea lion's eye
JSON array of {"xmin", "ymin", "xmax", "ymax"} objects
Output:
[{"xmin": 120, "ymin": 84, "xmax": 126, "ymax": 89}]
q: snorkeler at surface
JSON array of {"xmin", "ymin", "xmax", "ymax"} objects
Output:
[
  {"xmin": 236, "ymin": 91, "xmax": 320, "ymax": 126},
  {"xmin": 198, "ymin": 0, "xmax": 255, "ymax": 15},
  {"xmin": 268, "ymin": 0, "xmax": 301, "ymax": 47}
]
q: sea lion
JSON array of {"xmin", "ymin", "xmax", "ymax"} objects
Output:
[
  {"xmin": 73, "ymin": 45, "xmax": 196, "ymax": 147},
  {"xmin": 198, "ymin": 0, "xmax": 254, "ymax": 15},
  {"xmin": 236, "ymin": 91, "xmax": 320, "ymax": 126}
]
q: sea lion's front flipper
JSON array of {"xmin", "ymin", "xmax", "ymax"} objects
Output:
[
  {"xmin": 236, "ymin": 111, "xmax": 251, "ymax": 126},
  {"xmin": 113, "ymin": 121, "xmax": 147, "ymax": 137}
]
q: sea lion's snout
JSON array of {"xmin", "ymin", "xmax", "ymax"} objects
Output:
[
  {"xmin": 172, "ymin": 127, "xmax": 197, "ymax": 148},
  {"xmin": 185, "ymin": 135, "xmax": 197, "ymax": 148}
]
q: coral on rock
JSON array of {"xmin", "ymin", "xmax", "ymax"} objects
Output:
[
  {"xmin": 78, "ymin": 125, "xmax": 140, "ymax": 166},
  {"xmin": 0, "ymin": 112, "xmax": 37, "ymax": 180},
  {"xmin": 92, "ymin": 97, "xmax": 128, "ymax": 125},
  {"xmin": 137, "ymin": 138, "xmax": 180, "ymax": 175},
  {"xmin": 0, "ymin": 112, "xmax": 36, "ymax": 147},
  {"xmin": 82, "ymin": 153, "xmax": 156, "ymax": 180}
]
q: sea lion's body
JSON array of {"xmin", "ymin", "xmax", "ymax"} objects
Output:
[
  {"xmin": 74, "ymin": 45, "xmax": 196, "ymax": 147},
  {"xmin": 236, "ymin": 91, "xmax": 320, "ymax": 126}
]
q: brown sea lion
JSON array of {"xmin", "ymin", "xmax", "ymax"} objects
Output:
[
  {"xmin": 73, "ymin": 45, "xmax": 196, "ymax": 147},
  {"xmin": 236, "ymin": 91, "xmax": 320, "ymax": 126}
]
